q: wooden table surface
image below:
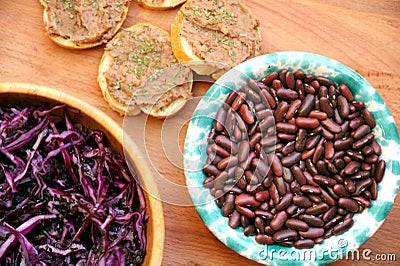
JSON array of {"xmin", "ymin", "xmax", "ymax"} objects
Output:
[{"xmin": 0, "ymin": 0, "xmax": 399, "ymax": 265}]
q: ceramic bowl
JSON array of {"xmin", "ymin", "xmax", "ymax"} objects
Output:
[
  {"xmin": 0, "ymin": 82, "xmax": 164, "ymax": 266},
  {"xmin": 184, "ymin": 52, "xmax": 400, "ymax": 265}
]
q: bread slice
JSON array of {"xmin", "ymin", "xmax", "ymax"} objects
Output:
[
  {"xmin": 171, "ymin": 0, "xmax": 262, "ymax": 76},
  {"xmin": 98, "ymin": 23, "xmax": 193, "ymax": 118},
  {"xmin": 134, "ymin": 0, "xmax": 187, "ymax": 10},
  {"xmin": 39, "ymin": 0, "xmax": 130, "ymax": 49}
]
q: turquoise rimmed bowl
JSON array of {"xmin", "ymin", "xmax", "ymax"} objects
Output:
[{"xmin": 183, "ymin": 52, "xmax": 400, "ymax": 265}]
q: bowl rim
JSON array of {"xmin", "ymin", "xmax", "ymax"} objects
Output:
[
  {"xmin": 184, "ymin": 51, "xmax": 400, "ymax": 265},
  {"xmin": 0, "ymin": 82, "xmax": 165, "ymax": 266}
]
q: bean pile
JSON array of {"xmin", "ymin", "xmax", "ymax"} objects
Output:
[{"xmin": 203, "ymin": 69, "xmax": 385, "ymax": 248}]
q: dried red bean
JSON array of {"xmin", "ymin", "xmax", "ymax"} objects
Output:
[
  {"xmin": 299, "ymin": 227, "xmax": 324, "ymax": 238},
  {"xmin": 338, "ymin": 197, "xmax": 359, "ymax": 212},
  {"xmin": 221, "ymin": 194, "xmax": 236, "ymax": 216},
  {"xmin": 362, "ymin": 109, "xmax": 376, "ymax": 128},
  {"xmin": 298, "ymin": 94, "xmax": 315, "ymax": 117},
  {"xmin": 281, "ymin": 152, "xmax": 302, "ymax": 167},
  {"xmin": 300, "ymin": 214, "xmax": 325, "ymax": 227},
  {"xmin": 305, "ymin": 203, "xmax": 329, "ymax": 216},
  {"xmin": 319, "ymin": 97, "xmax": 334, "ymax": 117},
  {"xmin": 270, "ymin": 211, "xmax": 288, "ymax": 231},
  {"xmin": 333, "ymin": 218, "xmax": 354, "ymax": 235},
  {"xmin": 339, "ymin": 84, "xmax": 354, "ymax": 101},
  {"xmin": 273, "ymin": 229, "xmax": 298, "ymax": 242},
  {"xmin": 255, "ymin": 234, "xmax": 274, "ymax": 245},
  {"xmin": 228, "ymin": 210, "xmax": 241, "ymax": 228},
  {"xmin": 295, "ymin": 129, "xmax": 308, "ymax": 152},
  {"xmin": 374, "ymin": 159, "xmax": 385, "ymax": 183},
  {"xmin": 274, "ymin": 101, "xmax": 289, "ymax": 122},
  {"xmin": 286, "ymin": 99, "xmax": 302, "ymax": 120},
  {"xmin": 296, "ymin": 117, "xmax": 320, "ymax": 129},
  {"xmin": 231, "ymin": 92, "xmax": 246, "ymax": 111},
  {"xmin": 286, "ymin": 218, "xmax": 309, "ymax": 232}
]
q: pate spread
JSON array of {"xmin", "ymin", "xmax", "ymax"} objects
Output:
[
  {"xmin": 103, "ymin": 24, "xmax": 192, "ymax": 111},
  {"xmin": 180, "ymin": 0, "xmax": 261, "ymax": 67},
  {"xmin": 45, "ymin": 0, "xmax": 128, "ymax": 43}
]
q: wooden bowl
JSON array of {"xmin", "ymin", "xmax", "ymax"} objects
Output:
[{"xmin": 0, "ymin": 82, "xmax": 164, "ymax": 266}]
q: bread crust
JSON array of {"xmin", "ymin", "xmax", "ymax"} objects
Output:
[
  {"xmin": 98, "ymin": 23, "xmax": 193, "ymax": 118},
  {"xmin": 134, "ymin": 0, "xmax": 187, "ymax": 10},
  {"xmin": 40, "ymin": 0, "xmax": 130, "ymax": 49}
]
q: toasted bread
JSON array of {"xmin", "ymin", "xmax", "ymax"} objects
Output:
[
  {"xmin": 134, "ymin": 0, "xmax": 187, "ymax": 10},
  {"xmin": 171, "ymin": 0, "xmax": 262, "ymax": 76},
  {"xmin": 98, "ymin": 23, "xmax": 193, "ymax": 118},
  {"xmin": 40, "ymin": 0, "xmax": 130, "ymax": 49}
]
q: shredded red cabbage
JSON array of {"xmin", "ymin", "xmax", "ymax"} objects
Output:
[{"xmin": 0, "ymin": 105, "xmax": 148, "ymax": 265}]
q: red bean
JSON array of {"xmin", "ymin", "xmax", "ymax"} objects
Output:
[
  {"xmin": 362, "ymin": 108, "xmax": 376, "ymax": 128},
  {"xmin": 298, "ymin": 94, "xmax": 315, "ymax": 117},
  {"xmin": 300, "ymin": 214, "xmax": 325, "ymax": 227},
  {"xmin": 255, "ymin": 234, "xmax": 274, "ymax": 245},
  {"xmin": 228, "ymin": 210, "xmax": 241, "ymax": 228},
  {"xmin": 254, "ymin": 209, "xmax": 274, "ymax": 220},
  {"xmin": 296, "ymin": 79, "xmax": 305, "ymax": 100},
  {"xmin": 319, "ymin": 97, "xmax": 334, "ymax": 117},
  {"xmin": 301, "ymin": 185, "xmax": 321, "ymax": 195},
  {"xmin": 286, "ymin": 218, "xmax": 309, "ymax": 231},
  {"xmin": 255, "ymin": 190, "xmax": 270, "ymax": 202},
  {"xmin": 323, "ymin": 206, "xmax": 338, "ymax": 222},
  {"xmin": 261, "ymin": 72, "xmax": 278, "ymax": 85},
  {"xmin": 214, "ymin": 108, "xmax": 227, "ymax": 131},
  {"xmin": 242, "ymin": 86, "xmax": 261, "ymax": 103},
  {"xmin": 277, "ymin": 88, "xmax": 299, "ymax": 101},
  {"xmin": 286, "ymin": 99, "xmax": 302, "ymax": 120},
  {"xmin": 321, "ymin": 118, "xmax": 342, "ymax": 133},
  {"xmin": 285, "ymin": 71, "xmax": 295, "ymax": 89},
  {"xmin": 338, "ymin": 197, "xmax": 359, "ymax": 212},
  {"xmin": 274, "ymin": 101, "xmax": 289, "ymax": 122},
  {"xmin": 295, "ymin": 117, "xmax": 320, "ymax": 129},
  {"xmin": 299, "ymin": 227, "xmax": 324, "ymax": 238},
  {"xmin": 273, "ymin": 229, "xmax": 298, "ymax": 242},
  {"xmin": 222, "ymin": 194, "xmax": 236, "ymax": 216},
  {"xmin": 313, "ymin": 175, "xmax": 337, "ymax": 186},
  {"xmin": 276, "ymin": 122, "xmax": 298, "ymax": 134},
  {"xmin": 236, "ymin": 205, "xmax": 255, "ymax": 219},
  {"xmin": 309, "ymin": 110, "xmax": 328, "ymax": 120},
  {"xmin": 320, "ymin": 188, "xmax": 337, "ymax": 206},
  {"xmin": 305, "ymin": 203, "xmax": 329, "ymax": 216},
  {"xmin": 354, "ymin": 124, "xmax": 371, "ymax": 140},
  {"xmin": 238, "ymin": 141, "xmax": 250, "ymax": 162},
  {"xmin": 259, "ymin": 115, "xmax": 275, "ymax": 132},
  {"xmin": 295, "ymin": 129, "xmax": 307, "ymax": 152},
  {"xmin": 261, "ymin": 89, "xmax": 276, "ymax": 109},
  {"xmin": 217, "ymin": 156, "xmax": 238, "ymax": 170},
  {"xmin": 339, "ymin": 84, "xmax": 354, "ymax": 101},
  {"xmin": 343, "ymin": 161, "xmax": 361, "ymax": 175},
  {"xmin": 374, "ymin": 159, "xmax": 385, "ymax": 183},
  {"xmin": 281, "ymin": 152, "xmax": 302, "ymax": 167},
  {"xmin": 270, "ymin": 211, "xmax": 288, "ymax": 231},
  {"xmin": 333, "ymin": 218, "xmax": 354, "ymax": 235},
  {"xmin": 231, "ymin": 92, "xmax": 246, "ymax": 111},
  {"xmin": 352, "ymin": 133, "xmax": 374, "ymax": 150}
]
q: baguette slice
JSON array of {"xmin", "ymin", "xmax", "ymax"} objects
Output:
[
  {"xmin": 40, "ymin": 0, "xmax": 130, "ymax": 49},
  {"xmin": 98, "ymin": 23, "xmax": 193, "ymax": 118},
  {"xmin": 134, "ymin": 0, "xmax": 187, "ymax": 10},
  {"xmin": 171, "ymin": 0, "xmax": 262, "ymax": 76}
]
